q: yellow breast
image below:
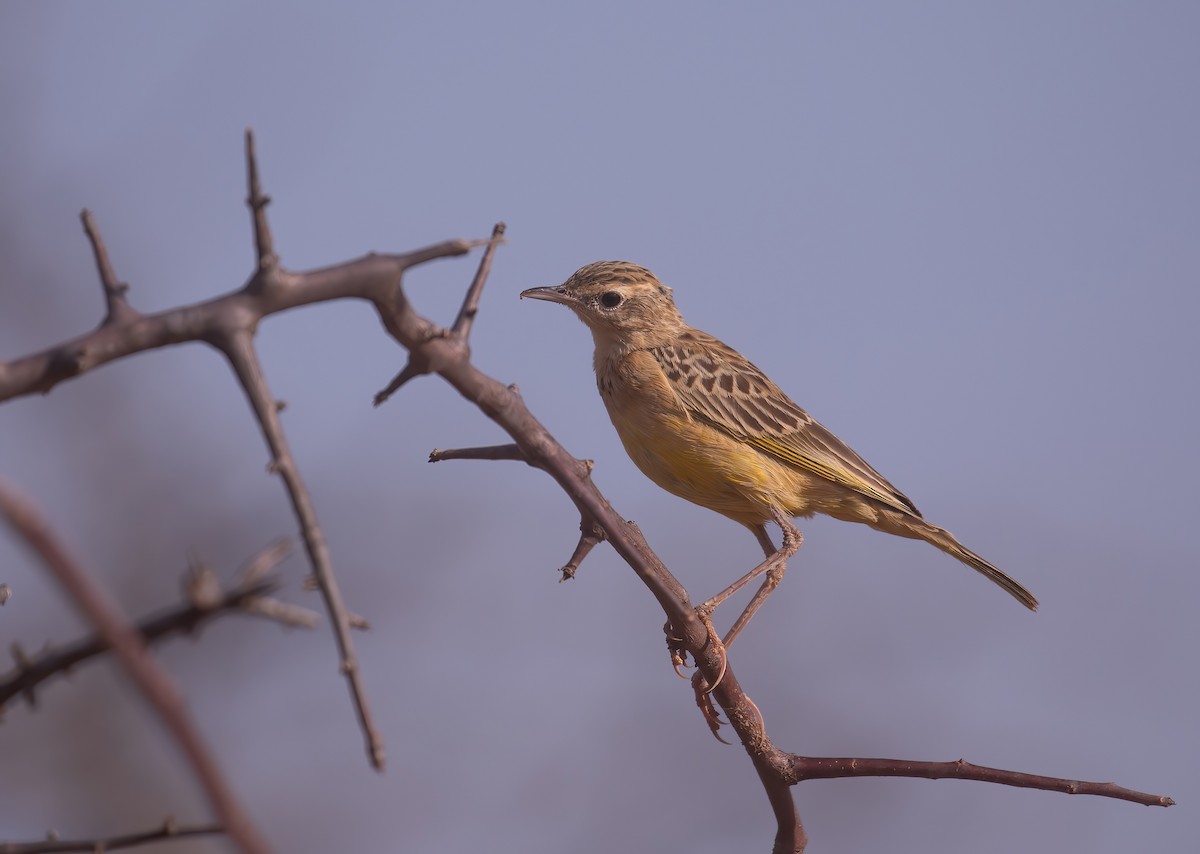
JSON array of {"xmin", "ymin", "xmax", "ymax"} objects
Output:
[{"xmin": 595, "ymin": 349, "xmax": 816, "ymax": 527}]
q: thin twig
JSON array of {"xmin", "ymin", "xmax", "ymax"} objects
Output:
[
  {"xmin": 426, "ymin": 443, "xmax": 604, "ymax": 578},
  {"xmin": 428, "ymin": 443, "xmax": 528, "ymax": 464},
  {"xmin": 0, "ymin": 547, "xmax": 314, "ymax": 711},
  {"xmin": 451, "ymin": 222, "xmax": 506, "ymax": 339},
  {"xmin": 372, "ymin": 355, "xmax": 432, "ymax": 406},
  {"xmin": 79, "ymin": 209, "xmax": 137, "ymax": 326},
  {"xmin": 559, "ymin": 515, "xmax": 605, "ymax": 581},
  {"xmin": 0, "ymin": 480, "xmax": 269, "ymax": 853},
  {"xmin": 0, "ymin": 818, "xmax": 222, "ymax": 853},
  {"xmin": 244, "ymin": 129, "xmax": 275, "ymax": 269},
  {"xmin": 374, "ymin": 221, "xmax": 503, "ymax": 406},
  {"xmin": 786, "ymin": 755, "xmax": 1175, "ymax": 807}
]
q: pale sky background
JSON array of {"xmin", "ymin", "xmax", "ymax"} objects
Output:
[{"xmin": 1, "ymin": 3, "xmax": 1196, "ymax": 853}]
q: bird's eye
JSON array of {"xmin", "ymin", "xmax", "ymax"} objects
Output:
[{"xmin": 599, "ymin": 291, "xmax": 623, "ymax": 308}]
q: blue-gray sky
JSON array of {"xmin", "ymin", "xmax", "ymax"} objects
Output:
[{"xmin": 1, "ymin": 3, "xmax": 1195, "ymax": 852}]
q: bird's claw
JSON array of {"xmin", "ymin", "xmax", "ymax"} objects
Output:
[
  {"xmin": 665, "ymin": 621, "xmax": 692, "ymax": 678},
  {"xmin": 692, "ymin": 671, "xmax": 730, "ymax": 744}
]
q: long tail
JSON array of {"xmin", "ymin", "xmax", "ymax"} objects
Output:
[{"xmin": 881, "ymin": 512, "xmax": 1039, "ymax": 611}]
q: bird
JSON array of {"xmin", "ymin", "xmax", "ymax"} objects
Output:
[{"xmin": 521, "ymin": 261, "xmax": 1037, "ymax": 646}]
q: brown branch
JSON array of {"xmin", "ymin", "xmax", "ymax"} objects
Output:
[
  {"xmin": 557, "ymin": 514, "xmax": 606, "ymax": 581},
  {"xmin": 217, "ymin": 326, "xmax": 385, "ymax": 770},
  {"xmin": 0, "ymin": 544, "xmax": 314, "ymax": 712},
  {"xmin": 0, "ymin": 480, "xmax": 269, "ymax": 854},
  {"xmin": 428, "ymin": 443, "xmax": 528, "ymax": 464},
  {"xmin": 244, "ymin": 129, "xmax": 275, "ymax": 269},
  {"xmin": 372, "ymin": 354, "xmax": 433, "ymax": 406},
  {"xmin": 373, "ymin": 221, "xmax": 505, "ymax": 406},
  {"xmin": 451, "ymin": 222, "xmax": 506, "ymax": 339},
  {"xmin": 786, "ymin": 755, "xmax": 1175, "ymax": 807},
  {"xmin": 0, "ymin": 135, "xmax": 474, "ymax": 771},
  {"xmin": 427, "ymin": 444, "xmax": 606, "ymax": 580},
  {"xmin": 0, "ymin": 818, "xmax": 222, "ymax": 853},
  {"xmin": 0, "ymin": 241, "xmax": 474, "ymax": 404},
  {"xmin": 79, "ymin": 209, "xmax": 137, "ymax": 327}
]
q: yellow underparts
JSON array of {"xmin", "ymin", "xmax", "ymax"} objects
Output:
[{"xmin": 598, "ymin": 350, "xmax": 875, "ymax": 529}]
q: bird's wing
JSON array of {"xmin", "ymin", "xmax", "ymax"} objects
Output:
[{"xmin": 650, "ymin": 330, "xmax": 921, "ymax": 516}]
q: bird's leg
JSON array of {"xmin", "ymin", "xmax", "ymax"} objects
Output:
[
  {"xmin": 696, "ymin": 525, "xmax": 776, "ymax": 617},
  {"xmin": 697, "ymin": 508, "xmax": 803, "ymax": 647}
]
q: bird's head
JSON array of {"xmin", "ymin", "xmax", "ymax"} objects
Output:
[{"xmin": 521, "ymin": 261, "xmax": 685, "ymax": 349}]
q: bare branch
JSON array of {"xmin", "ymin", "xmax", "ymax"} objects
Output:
[
  {"xmin": 217, "ymin": 328, "xmax": 385, "ymax": 771},
  {"xmin": 0, "ymin": 480, "xmax": 269, "ymax": 854},
  {"xmin": 373, "ymin": 354, "xmax": 434, "ymax": 406},
  {"xmin": 244, "ymin": 129, "xmax": 275, "ymax": 270},
  {"xmin": 785, "ymin": 755, "xmax": 1175, "ymax": 807},
  {"xmin": 451, "ymin": 222, "xmax": 506, "ymax": 339},
  {"xmin": 428, "ymin": 443, "xmax": 528, "ymax": 464},
  {"xmin": 0, "ymin": 548, "xmax": 314, "ymax": 712},
  {"xmin": 79, "ymin": 209, "xmax": 138, "ymax": 327},
  {"xmin": 558, "ymin": 514, "xmax": 605, "ymax": 581},
  {"xmin": 373, "ymin": 222, "xmax": 504, "ymax": 406},
  {"xmin": 0, "ymin": 240, "xmax": 473, "ymax": 404},
  {"xmin": 0, "ymin": 818, "xmax": 221, "ymax": 853},
  {"xmin": 426, "ymin": 443, "xmax": 605, "ymax": 578}
]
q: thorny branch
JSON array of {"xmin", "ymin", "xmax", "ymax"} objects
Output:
[
  {"xmin": 372, "ymin": 221, "xmax": 506, "ymax": 406},
  {"xmin": 0, "ymin": 542, "xmax": 316, "ymax": 713},
  {"xmin": 0, "ymin": 480, "xmax": 269, "ymax": 854},
  {"xmin": 394, "ymin": 232, "xmax": 1175, "ymax": 851},
  {"xmin": 1, "ymin": 818, "xmax": 222, "ymax": 853},
  {"xmin": 0, "ymin": 131, "xmax": 1172, "ymax": 852},
  {"xmin": 0, "ymin": 131, "xmax": 476, "ymax": 772}
]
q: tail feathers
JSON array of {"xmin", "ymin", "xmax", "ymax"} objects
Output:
[{"xmin": 893, "ymin": 515, "xmax": 1039, "ymax": 611}]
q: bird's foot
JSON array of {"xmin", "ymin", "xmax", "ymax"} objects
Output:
[
  {"xmin": 664, "ymin": 620, "xmax": 692, "ymax": 679},
  {"xmin": 693, "ymin": 613, "xmax": 728, "ymax": 694}
]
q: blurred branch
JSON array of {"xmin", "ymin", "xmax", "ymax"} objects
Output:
[
  {"xmin": 0, "ymin": 480, "xmax": 269, "ymax": 854},
  {"xmin": 0, "ymin": 542, "xmax": 315, "ymax": 714},
  {"xmin": 218, "ymin": 320, "xmax": 385, "ymax": 769},
  {"xmin": 0, "ymin": 818, "xmax": 221, "ymax": 853},
  {"xmin": 80, "ymin": 209, "xmax": 138, "ymax": 327},
  {"xmin": 0, "ymin": 130, "xmax": 480, "ymax": 772}
]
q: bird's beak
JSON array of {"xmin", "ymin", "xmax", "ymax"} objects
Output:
[{"xmin": 519, "ymin": 285, "xmax": 576, "ymax": 306}]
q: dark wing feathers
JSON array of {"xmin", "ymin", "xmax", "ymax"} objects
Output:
[{"xmin": 650, "ymin": 331, "xmax": 921, "ymax": 517}]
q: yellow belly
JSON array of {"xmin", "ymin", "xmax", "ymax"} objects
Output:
[{"xmin": 596, "ymin": 349, "xmax": 829, "ymax": 527}]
